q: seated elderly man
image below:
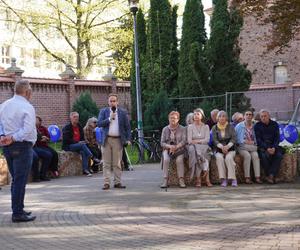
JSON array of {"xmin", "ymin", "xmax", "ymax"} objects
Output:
[
  {"xmin": 254, "ymin": 109, "xmax": 283, "ymax": 184},
  {"xmin": 62, "ymin": 112, "xmax": 100, "ymax": 177},
  {"xmin": 160, "ymin": 111, "xmax": 186, "ymax": 188}
]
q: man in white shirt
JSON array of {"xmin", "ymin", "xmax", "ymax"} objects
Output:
[
  {"xmin": 98, "ymin": 94, "xmax": 131, "ymax": 190},
  {"xmin": 0, "ymin": 79, "xmax": 37, "ymax": 223}
]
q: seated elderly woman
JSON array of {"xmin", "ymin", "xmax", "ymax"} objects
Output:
[
  {"xmin": 83, "ymin": 117, "xmax": 102, "ymax": 172},
  {"xmin": 160, "ymin": 111, "xmax": 186, "ymax": 188},
  {"xmin": 211, "ymin": 110, "xmax": 238, "ymax": 187},
  {"xmin": 187, "ymin": 108, "xmax": 212, "ymax": 187},
  {"xmin": 235, "ymin": 110, "xmax": 262, "ymax": 184}
]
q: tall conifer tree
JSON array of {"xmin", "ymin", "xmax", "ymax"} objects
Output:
[
  {"xmin": 177, "ymin": 0, "xmax": 207, "ymax": 97},
  {"xmin": 206, "ymin": 0, "xmax": 251, "ymax": 99}
]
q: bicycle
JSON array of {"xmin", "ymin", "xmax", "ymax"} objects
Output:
[{"xmin": 126, "ymin": 129, "xmax": 162, "ymax": 164}]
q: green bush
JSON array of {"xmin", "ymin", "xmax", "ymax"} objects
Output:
[{"xmin": 72, "ymin": 91, "xmax": 99, "ymax": 126}]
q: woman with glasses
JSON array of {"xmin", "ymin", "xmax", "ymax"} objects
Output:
[
  {"xmin": 235, "ymin": 111, "xmax": 262, "ymax": 184},
  {"xmin": 83, "ymin": 117, "xmax": 102, "ymax": 172}
]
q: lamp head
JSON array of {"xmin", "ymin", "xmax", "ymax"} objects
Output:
[{"xmin": 128, "ymin": 0, "xmax": 139, "ymax": 14}]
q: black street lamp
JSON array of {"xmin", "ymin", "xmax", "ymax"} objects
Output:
[{"xmin": 129, "ymin": 0, "xmax": 144, "ymax": 151}]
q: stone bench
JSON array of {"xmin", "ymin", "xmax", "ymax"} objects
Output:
[
  {"xmin": 0, "ymin": 151, "xmax": 84, "ymax": 186},
  {"xmin": 168, "ymin": 152, "xmax": 298, "ymax": 186}
]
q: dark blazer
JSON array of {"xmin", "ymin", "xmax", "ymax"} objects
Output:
[
  {"xmin": 62, "ymin": 122, "xmax": 84, "ymax": 151},
  {"xmin": 97, "ymin": 107, "xmax": 131, "ymax": 146}
]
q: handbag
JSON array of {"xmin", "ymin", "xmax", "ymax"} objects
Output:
[
  {"xmin": 169, "ymin": 147, "xmax": 186, "ymax": 160},
  {"xmin": 238, "ymin": 144, "xmax": 257, "ymax": 152}
]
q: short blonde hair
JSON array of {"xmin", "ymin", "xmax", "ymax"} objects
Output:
[
  {"xmin": 193, "ymin": 108, "xmax": 205, "ymax": 120},
  {"xmin": 86, "ymin": 117, "xmax": 98, "ymax": 126}
]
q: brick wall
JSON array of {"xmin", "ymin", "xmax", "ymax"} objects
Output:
[{"xmin": 0, "ymin": 74, "xmax": 131, "ymax": 128}]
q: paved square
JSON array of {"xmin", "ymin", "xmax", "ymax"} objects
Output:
[{"xmin": 0, "ymin": 164, "xmax": 300, "ymax": 250}]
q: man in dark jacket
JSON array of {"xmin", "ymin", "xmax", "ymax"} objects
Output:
[
  {"xmin": 62, "ymin": 112, "xmax": 100, "ymax": 176},
  {"xmin": 254, "ymin": 109, "xmax": 283, "ymax": 184}
]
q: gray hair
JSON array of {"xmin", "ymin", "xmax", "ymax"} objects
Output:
[
  {"xmin": 217, "ymin": 110, "xmax": 228, "ymax": 120},
  {"xmin": 86, "ymin": 117, "xmax": 98, "ymax": 126},
  {"xmin": 14, "ymin": 79, "xmax": 31, "ymax": 95},
  {"xmin": 259, "ymin": 109, "xmax": 270, "ymax": 115},
  {"xmin": 231, "ymin": 112, "xmax": 243, "ymax": 122},
  {"xmin": 70, "ymin": 111, "xmax": 79, "ymax": 118},
  {"xmin": 185, "ymin": 112, "xmax": 194, "ymax": 126},
  {"xmin": 210, "ymin": 109, "xmax": 219, "ymax": 116}
]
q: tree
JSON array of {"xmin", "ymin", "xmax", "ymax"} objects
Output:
[
  {"xmin": 145, "ymin": 0, "xmax": 174, "ymax": 96},
  {"xmin": 206, "ymin": 0, "xmax": 251, "ymax": 111},
  {"xmin": 72, "ymin": 91, "xmax": 99, "ymax": 126},
  {"xmin": 233, "ymin": 0, "xmax": 300, "ymax": 51},
  {"xmin": 167, "ymin": 5, "xmax": 179, "ymax": 96},
  {"xmin": 177, "ymin": 0, "xmax": 207, "ymax": 97},
  {"xmin": 0, "ymin": 0, "xmax": 126, "ymax": 78},
  {"xmin": 144, "ymin": 90, "xmax": 172, "ymax": 131},
  {"xmin": 108, "ymin": 14, "xmax": 133, "ymax": 81}
]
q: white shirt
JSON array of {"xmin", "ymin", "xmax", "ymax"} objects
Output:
[
  {"xmin": 0, "ymin": 95, "xmax": 37, "ymax": 144},
  {"xmin": 108, "ymin": 108, "xmax": 120, "ymax": 137}
]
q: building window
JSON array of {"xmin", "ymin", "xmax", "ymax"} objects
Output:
[
  {"xmin": 18, "ymin": 47, "xmax": 26, "ymax": 66},
  {"xmin": 274, "ymin": 63, "xmax": 288, "ymax": 84},
  {"xmin": 33, "ymin": 49, "xmax": 40, "ymax": 67},
  {"xmin": 1, "ymin": 45, "xmax": 10, "ymax": 64}
]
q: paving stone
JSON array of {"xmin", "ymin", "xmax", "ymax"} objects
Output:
[{"xmin": 0, "ymin": 163, "xmax": 300, "ymax": 249}]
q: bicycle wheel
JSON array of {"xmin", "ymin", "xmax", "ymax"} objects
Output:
[
  {"xmin": 140, "ymin": 139, "xmax": 151, "ymax": 163},
  {"xmin": 154, "ymin": 141, "xmax": 163, "ymax": 161},
  {"xmin": 126, "ymin": 141, "xmax": 141, "ymax": 165}
]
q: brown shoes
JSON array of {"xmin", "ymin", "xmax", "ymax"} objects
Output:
[{"xmin": 102, "ymin": 184, "xmax": 110, "ymax": 190}]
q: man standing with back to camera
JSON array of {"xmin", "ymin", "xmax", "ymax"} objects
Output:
[
  {"xmin": 0, "ymin": 79, "xmax": 37, "ymax": 222},
  {"xmin": 98, "ymin": 93, "xmax": 131, "ymax": 190}
]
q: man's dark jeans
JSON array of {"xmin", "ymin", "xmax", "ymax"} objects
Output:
[
  {"xmin": 3, "ymin": 142, "xmax": 33, "ymax": 216},
  {"xmin": 258, "ymin": 148, "xmax": 283, "ymax": 177},
  {"xmin": 68, "ymin": 143, "xmax": 93, "ymax": 172},
  {"xmin": 32, "ymin": 147, "xmax": 53, "ymax": 179}
]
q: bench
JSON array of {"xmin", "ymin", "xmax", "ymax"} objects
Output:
[
  {"xmin": 167, "ymin": 152, "xmax": 298, "ymax": 186},
  {"xmin": 0, "ymin": 151, "xmax": 84, "ymax": 185}
]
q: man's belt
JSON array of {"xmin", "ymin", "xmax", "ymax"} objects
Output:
[{"xmin": 107, "ymin": 135, "xmax": 121, "ymax": 138}]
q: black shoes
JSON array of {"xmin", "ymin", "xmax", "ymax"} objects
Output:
[
  {"xmin": 93, "ymin": 158, "xmax": 101, "ymax": 166},
  {"xmin": 114, "ymin": 183, "xmax": 126, "ymax": 189},
  {"xmin": 102, "ymin": 184, "xmax": 110, "ymax": 190},
  {"xmin": 12, "ymin": 214, "xmax": 36, "ymax": 223},
  {"xmin": 40, "ymin": 177, "xmax": 51, "ymax": 181},
  {"xmin": 23, "ymin": 210, "xmax": 32, "ymax": 216},
  {"xmin": 83, "ymin": 170, "xmax": 92, "ymax": 177}
]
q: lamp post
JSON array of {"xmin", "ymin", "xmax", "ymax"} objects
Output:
[{"xmin": 129, "ymin": 0, "xmax": 144, "ymax": 154}]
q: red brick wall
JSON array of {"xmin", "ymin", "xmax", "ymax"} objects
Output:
[{"xmin": 0, "ymin": 75, "xmax": 131, "ymax": 128}]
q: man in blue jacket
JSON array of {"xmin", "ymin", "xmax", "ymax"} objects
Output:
[
  {"xmin": 254, "ymin": 109, "xmax": 283, "ymax": 184},
  {"xmin": 98, "ymin": 93, "xmax": 131, "ymax": 190}
]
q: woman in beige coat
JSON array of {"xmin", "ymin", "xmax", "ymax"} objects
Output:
[{"xmin": 187, "ymin": 108, "xmax": 212, "ymax": 187}]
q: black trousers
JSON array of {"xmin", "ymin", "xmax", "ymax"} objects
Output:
[{"xmin": 258, "ymin": 148, "xmax": 283, "ymax": 177}]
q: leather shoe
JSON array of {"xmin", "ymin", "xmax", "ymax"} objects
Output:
[
  {"xmin": 40, "ymin": 177, "xmax": 51, "ymax": 181},
  {"xmin": 114, "ymin": 183, "xmax": 126, "ymax": 189},
  {"xmin": 23, "ymin": 210, "xmax": 32, "ymax": 216},
  {"xmin": 102, "ymin": 184, "xmax": 110, "ymax": 190},
  {"xmin": 12, "ymin": 214, "xmax": 36, "ymax": 223}
]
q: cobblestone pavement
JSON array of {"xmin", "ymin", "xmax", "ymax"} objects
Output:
[{"xmin": 1, "ymin": 163, "xmax": 300, "ymax": 250}]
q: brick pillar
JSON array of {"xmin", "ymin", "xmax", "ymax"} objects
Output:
[
  {"xmin": 103, "ymin": 66, "xmax": 117, "ymax": 94},
  {"xmin": 5, "ymin": 58, "xmax": 24, "ymax": 95},
  {"xmin": 59, "ymin": 65, "xmax": 76, "ymax": 114}
]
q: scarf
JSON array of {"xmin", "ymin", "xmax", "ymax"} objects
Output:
[{"xmin": 217, "ymin": 122, "xmax": 228, "ymax": 138}]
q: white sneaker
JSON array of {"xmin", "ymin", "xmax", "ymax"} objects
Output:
[
  {"xmin": 179, "ymin": 178, "xmax": 186, "ymax": 188},
  {"xmin": 160, "ymin": 179, "xmax": 168, "ymax": 188}
]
